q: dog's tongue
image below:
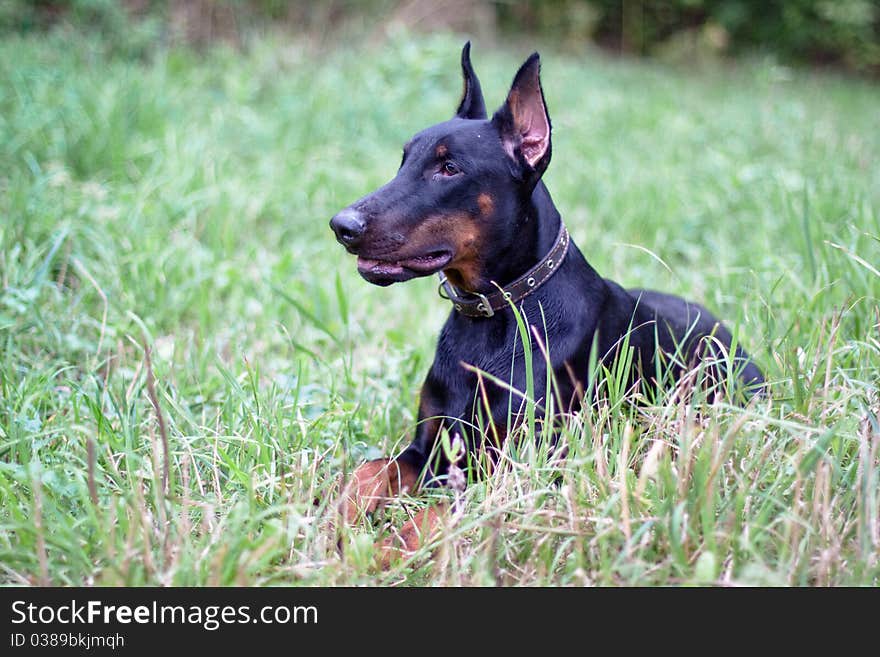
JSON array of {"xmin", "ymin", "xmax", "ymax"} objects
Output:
[{"xmin": 357, "ymin": 257, "xmax": 405, "ymax": 276}]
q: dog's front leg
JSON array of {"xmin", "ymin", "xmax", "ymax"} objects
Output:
[
  {"xmin": 339, "ymin": 375, "xmax": 451, "ymax": 520},
  {"xmin": 338, "ymin": 382, "xmax": 456, "ymax": 565}
]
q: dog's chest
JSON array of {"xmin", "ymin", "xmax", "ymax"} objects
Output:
[{"xmin": 433, "ymin": 305, "xmax": 578, "ymax": 382}]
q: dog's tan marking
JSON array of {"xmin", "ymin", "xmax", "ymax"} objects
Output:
[
  {"xmin": 444, "ymin": 220, "xmax": 483, "ymax": 292},
  {"xmin": 477, "ymin": 192, "xmax": 494, "ymax": 217},
  {"xmin": 399, "ymin": 211, "xmax": 485, "ymax": 292}
]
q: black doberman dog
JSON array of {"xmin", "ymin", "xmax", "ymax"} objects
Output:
[{"xmin": 330, "ymin": 43, "xmax": 763, "ymax": 562}]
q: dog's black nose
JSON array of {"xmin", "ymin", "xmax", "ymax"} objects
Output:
[{"xmin": 330, "ymin": 208, "xmax": 366, "ymax": 248}]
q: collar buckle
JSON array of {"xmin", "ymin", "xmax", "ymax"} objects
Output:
[
  {"xmin": 438, "ymin": 272, "xmax": 495, "ymax": 317},
  {"xmin": 474, "ymin": 292, "xmax": 494, "ymax": 317}
]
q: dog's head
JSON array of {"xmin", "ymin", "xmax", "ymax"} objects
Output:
[{"xmin": 330, "ymin": 43, "xmax": 552, "ymax": 292}]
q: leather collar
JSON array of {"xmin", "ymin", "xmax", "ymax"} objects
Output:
[{"xmin": 437, "ymin": 222, "xmax": 570, "ymax": 318}]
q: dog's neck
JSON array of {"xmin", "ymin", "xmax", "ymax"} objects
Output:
[
  {"xmin": 529, "ymin": 182, "xmax": 564, "ymax": 263},
  {"xmin": 477, "ymin": 182, "xmax": 563, "ymax": 295}
]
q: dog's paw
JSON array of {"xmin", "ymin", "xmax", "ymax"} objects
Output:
[
  {"xmin": 337, "ymin": 458, "xmax": 419, "ymax": 526},
  {"xmin": 377, "ymin": 504, "xmax": 446, "ymax": 570}
]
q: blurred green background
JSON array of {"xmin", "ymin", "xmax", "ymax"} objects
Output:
[{"xmin": 3, "ymin": 0, "xmax": 879, "ymax": 73}]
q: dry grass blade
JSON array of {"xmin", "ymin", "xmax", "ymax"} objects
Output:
[{"xmin": 144, "ymin": 343, "xmax": 170, "ymax": 497}]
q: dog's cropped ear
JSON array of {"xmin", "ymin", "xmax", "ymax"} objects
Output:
[
  {"xmin": 455, "ymin": 42, "xmax": 487, "ymax": 120},
  {"xmin": 492, "ymin": 53, "xmax": 551, "ymax": 179}
]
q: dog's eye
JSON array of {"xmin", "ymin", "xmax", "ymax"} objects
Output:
[{"xmin": 441, "ymin": 161, "xmax": 460, "ymax": 176}]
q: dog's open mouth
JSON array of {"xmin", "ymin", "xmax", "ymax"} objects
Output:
[{"xmin": 356, "ymin": 250, "xmax": 452, "ymax": 285}]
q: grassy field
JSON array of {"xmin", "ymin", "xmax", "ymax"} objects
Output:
[{"xmin": 1, "ymin": 28, "xmax": 878, "ymax": 586}]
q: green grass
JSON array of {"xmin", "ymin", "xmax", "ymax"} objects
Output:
[{"xmin": 1, "ymin": 28, "xmax": 878, "ymax": 586}]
